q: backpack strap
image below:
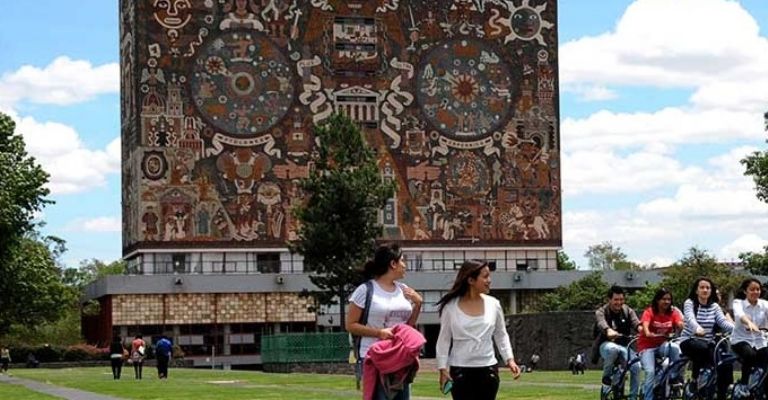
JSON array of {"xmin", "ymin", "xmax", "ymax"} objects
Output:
[{"xmin": 355, "ymin": 280, "xmax": 374, "ymax": 360}]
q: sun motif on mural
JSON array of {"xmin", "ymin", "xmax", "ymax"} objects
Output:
[
  {"xmin": 417, "ymin": 39, "xmax": 515, "ymax": 141},
  {"xmin": 500, "ymin": 0, "xmax": 554, "ymax": 46}
]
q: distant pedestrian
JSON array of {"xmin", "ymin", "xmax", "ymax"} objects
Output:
[
  {"xmin": 109, "ymin": 336, "xmax": 125, "ymax": 379},
  {"xmin": 529, "ymin": 352, "xmax": 540, "ymax": 372},
  {"xmin": 575, "ymin": 352, "xmax": 586, "ymax": 374},
  {"xmin": 155, "ymin": 336, "xmax": 173, "ymax": 379},
  {"xmin": 130, "ymin": 334, "xmax": 146, "ymax": 379},
  {"xmin": 0, "ymin": 346, "xmax": 10, "ymax": 374},
  {"xmin": 568, "ymin": 356, "xmax": 576, "ymax": 374}
]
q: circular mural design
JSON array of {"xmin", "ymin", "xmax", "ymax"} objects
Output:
[
  {"xmin": 142, "ymin": 151, "xmax": 168, "ymax": 181},
  {"xmin": 191, "ymin": 31, "xmax": 294, "ymax": 136},
  {"xmin": 417, "ymin": 39, "xmax": 515, "ymax": 140},
  {"xmin": 447, "ymin": 151, "xmax": 490, "ymax": 199}
]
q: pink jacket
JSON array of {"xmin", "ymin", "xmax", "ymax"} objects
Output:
[{"xmin": 363, "ymin": 324, "xmax": 426, "ymax": 400}]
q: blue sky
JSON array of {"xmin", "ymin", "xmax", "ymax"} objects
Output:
[{"xmin": 0, "ymin": 0, "xmax": 767, "ymax": 269}]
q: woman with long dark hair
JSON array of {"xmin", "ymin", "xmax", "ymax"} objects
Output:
[
  {"xmin": 345, "ymin": 243, "xmax": 422, "ymax": 400},
  {"xmin": 109, "ymin": 336, "xmax": 125, "ymax": 380},
  {"xmin": 435, "ymin": 260, "xmax": 521, "ymax": 400},
  {"xmin": 637, "ymin": 288, "xmax": 683, "ymax": 400},
  {"xmin": 680, "ymin": 277, "xmax": 734, "ymax": 400},
  {"xmin": 731, "ymin": 278, "xmax": 768, "ymax": 386}
]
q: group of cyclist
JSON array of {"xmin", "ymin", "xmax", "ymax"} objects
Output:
[{"xmin": 595, "ymin": 277, "xmax": 768, "ymax": 400}]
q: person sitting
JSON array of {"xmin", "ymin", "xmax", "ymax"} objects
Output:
[{"xmin": 26, "ymin": 353, "xmax": 39, "ymax": 368}]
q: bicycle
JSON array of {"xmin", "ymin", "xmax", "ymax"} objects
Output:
[
  {"xmin": 649, "ymin": 351, "xmax": 689, "ymax": 400},
  {"xmin": 601, "ymin": 336, "xmax": 642, "ymax": 400},
  {"xmin": 731, "ymin": 329, "xmax": 768, "ymax": 400},
  {"xmin": 682, "ymin": 334, "xmax": 739, "ymax": 400}
]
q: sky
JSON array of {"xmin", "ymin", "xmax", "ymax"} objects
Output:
[{"xmin": 0, "ymin": 0, "xmax": 766, "ymax": 269}]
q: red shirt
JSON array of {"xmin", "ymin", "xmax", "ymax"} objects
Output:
[{"xmin": 637, "ymin": 306, "xmax": 682, "ymax": 352}]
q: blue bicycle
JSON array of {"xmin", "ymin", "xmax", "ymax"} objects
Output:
[
  {"xmin": 601, "ymin": 337, "xmax": 642, "ymax": 400},
  {"xmin": 650, "ymin": 353, "xmax": 689, "ymax": 400},
  {"xmin": 683, "ymin": 335, "xmax": 739, "ymax": 400}
]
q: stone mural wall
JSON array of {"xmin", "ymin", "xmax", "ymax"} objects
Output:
[
  {"xmin": 509, "ymin": 310, "xmax": 595, "ymax": 370},
  {"xmin": 121, "ymin": 0, "xmax": 561, "ymax": 254},
  {"xmin": 111, "ymin": 293, "xmax": 315, "ymax": 325}
]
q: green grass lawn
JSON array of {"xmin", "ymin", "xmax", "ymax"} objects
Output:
[
  {"xmin": 0, "ymin": 381, "xmax": 58, "ymax": 399},
  {"xmin": 5, "ymin": 367, "xmax": 604, "ymax": 399}
]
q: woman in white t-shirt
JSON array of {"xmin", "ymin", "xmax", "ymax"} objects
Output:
[
  {"xmin": 435, "ymin": 260, "xmax": 521, "ymax": 400},
  {"xmin": 346, "ymin": 243, "xmax": 423, "ymax": 400}
]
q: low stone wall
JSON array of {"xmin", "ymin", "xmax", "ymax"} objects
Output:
[
  {"xmin": 263, "ymin": 362, "xmax": 355, "ymax": 374},
  {"xmin": 508, "ymin": 310, "xmax": 595, "ymax": 370}
]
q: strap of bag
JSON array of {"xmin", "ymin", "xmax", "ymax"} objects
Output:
[{"xmin": 355, "ymin": 280, "xmax": 374, "ymax": 360}]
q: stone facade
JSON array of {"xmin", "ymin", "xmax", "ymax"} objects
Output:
[
  {"xmin": 111, "ymin": 293, "xmax": 314, "ymax": 325},
  {"xmin": 509, "ymin": 310, "xmax": 595, "ymax": 370},
  {"xmin": 120, "ymin": 0, "xmax": 562, "ymax": 255}
]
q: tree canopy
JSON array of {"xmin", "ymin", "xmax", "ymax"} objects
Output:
[
  {"xmin": 289, "ymin": 114, "xmax": 395, "ymax": 328},
  {"xmin": 584, "ymin": 241, "xmax": 637, "ymax": 271},
  {"xmin": 741, "ymin": 112, "xmax": 768, "ymax": 202},
  {"xmin": 556, "ymin": 250, "xmax": 578, "ymax": 270},
  {"xmin": 0, "ymin": 111, "xmax": 70, "ymax": 335}
]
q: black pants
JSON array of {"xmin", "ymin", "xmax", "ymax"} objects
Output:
[
  {"xmin": 110, "ymin": 358, "xmax": 122, "ymax": 379},
  {"xmin": 0, "ymin": 357, "xmax": 9, "ymax": 373},
  {"xmin": 732, "ymin": 342, "xmax": 768, "ymax": 384},
  {"xmin": 450, "ymin": 366, "xmax": 500, "ymax": 400},
  {"xmin": 681, "ymin": 338, "xmax": 733, "ymax": 400},
  {"xmin": 133, "ymin": 360, "xmax": 143, "ymax": 379},
  {"xmin": 157, "ymin": 354, "xmax": 170, "ymax": 378}
]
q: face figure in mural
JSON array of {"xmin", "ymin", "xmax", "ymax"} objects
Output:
[
  {"xmin": 511, "ymin": 7, "xmax": 541, "ymax": 39},
  {"xmin": 153, "ymin": 0, "xmax": 192, "ymax": 30}
]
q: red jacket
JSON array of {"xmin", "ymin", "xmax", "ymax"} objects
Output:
[{"xmin": 363, "ymin": 324, "xmax": 426, "ymax": 400}]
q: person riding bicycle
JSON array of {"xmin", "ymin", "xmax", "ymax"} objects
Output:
[
  {"xmin": 731, "ymin": 278, "xmax": 768, "ymax": 389},
  {"xmin": 637, "ymin": 288, "xmax": 684, "ymax": 400},
  {"xmin": 680, "ymin": 277, "xmax": 734, "ymax": 400},
  {"xmin": 595, "ymin": 285, "xmax": 641, "ymax": 400}
]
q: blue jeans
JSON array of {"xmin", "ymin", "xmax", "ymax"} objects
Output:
[
  {"xmin": 364, "ymin": 362, "xmax": 411, "ymax": 400},
  {"xmin": 601, "ymin": 341, "xmax": 640, "ymax": 400},
  {"xmin": 640, "ymin": 342, "xmax": 681, "ymax": 400}
]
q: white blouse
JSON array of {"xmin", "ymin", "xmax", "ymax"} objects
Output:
[
  {"xmin": 435, "ymin": 294, "xmax": 514, "ymax": 369},
  {"xmin": 732, "ymin": 298, "xmax": 768, "ymax": 348}
]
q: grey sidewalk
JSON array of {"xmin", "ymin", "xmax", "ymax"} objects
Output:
[{"xmin": 0, "ymin": 374, "xmax": 124, "ymax": 400}]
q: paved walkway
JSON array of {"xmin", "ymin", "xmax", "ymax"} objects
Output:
[{"xmin": 0, "ymin": 374, "xmax": 124, "ymax": 400}]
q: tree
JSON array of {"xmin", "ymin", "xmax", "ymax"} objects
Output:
[
  {"xmin": 740, "ymin": 246, "xmax": 768, "ymax": 276},
  {"xmin": 657, "ymin": 247, "xmax": 743, "ymax": 309},
  {"xmin": 0, "ymin": 112, "xmax": 69, "ymax": 335},
  {"xmin": 0, "ymin": 234, "xmax": 72, "ymax": 335},
  {"xmin": 290, "ymin": 114, "xmax": 396, "ymax": 329},
  {"xmin": 62, "ymin": 259, "xmax": 127, "ymax": 290},
  {"xmin": 536, "ymin": 272, "xmax": 609, "ymax": 312},
  {"xmin": 584, "ymin": 241, "xmax": 634, "ymax": 270},
  {"xmin": 556, "ymin": 250, "xmax": 577, "ymax": 270},
  {"xmin": 741, "ymin": 111, "xmax": 768, "ymax": 202}
]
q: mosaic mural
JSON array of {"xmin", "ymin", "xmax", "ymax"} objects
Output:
[{"xmin": 121, "ymin": 0, "xmax": 561, "ymax": 253}]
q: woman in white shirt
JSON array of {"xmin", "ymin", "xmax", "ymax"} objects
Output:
[
  {"xmin": 435, "ymin": 260, "xmax": 521, "ymax": 400},
  {"xmin": 731, "ymin": 278, "xmax": 768, "ymax": 386},
  {"xmin": 346, "ymin": 243, "xmax": 423, "ymax": 400}
]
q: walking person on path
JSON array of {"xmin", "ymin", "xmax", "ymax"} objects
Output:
[
  {"xmin": 130, "ymin": 334, "xmax": 146, "ymax": 379},
  {"xmin": 435, "ymin": 259, "xmax": 522, "ymax": 400}
]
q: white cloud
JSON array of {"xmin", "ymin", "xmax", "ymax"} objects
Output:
[
  {"xmin": 11, "ymin": 112, "xmax": 120, "ymax": 194},
  {"xmin": 719, "ymin": 234, "xmax": 768, "ymax": 260},
  {"xmin": 561, "ymin": 108, "xmax": 763, "ymax": 152},
  {"xmin": 562, "ymin": 149, "xmax": 701, "ymax": 195},
  {"xmin": 563, "ymin": 147, "xmax": 768, "ymax": 266},
  {"xmin": 79, "ymin": 217, "xmax": 122, "ymax": 233},
  {"xmin": 560, "ymin": 0, "xmax": 768, "ymax": 89},
  {"xmin": 563, "ymin": 84, "xmax": 618, "ymax": 102},
  {"xmin": 0, "ymin": 56, "xmax": 118, "ymax": 108}
]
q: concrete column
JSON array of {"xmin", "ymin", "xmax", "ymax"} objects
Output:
[
  {"xmin": 172, "ymin": 325, "xmax": 180, "ymax": 343},
  {"xmin": 223, "ymin": 324, "xmax": 231, "ymax": 356},
  {"xmin": 274, "ymin": 323, "xmax": 281, "ymax": 334},
  {"xmin": 509, "ymin": 290, "xmax": 518, "ymax": 315}
]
